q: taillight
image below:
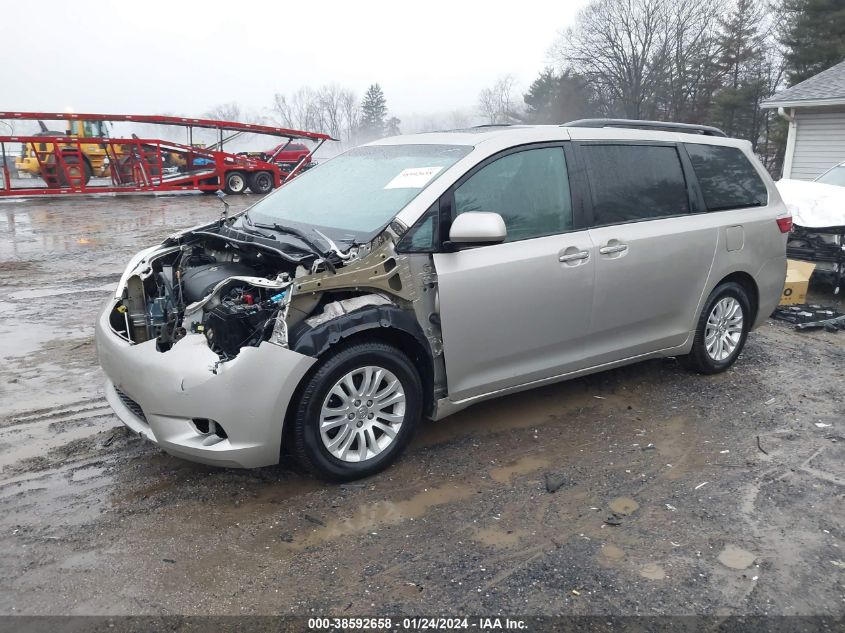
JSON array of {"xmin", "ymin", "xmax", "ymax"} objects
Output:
[{"xmin": 776, "ymin": 216, "xmax": 793, "ymax": 233}]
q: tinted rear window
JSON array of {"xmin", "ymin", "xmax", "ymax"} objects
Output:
[
  {"xmin": 685, "ymin": 144, "xmax": 768, "ymax": 211},
  {"xmin": 581, "ymin": 144, "xmax": 690, "ymax": 225}
]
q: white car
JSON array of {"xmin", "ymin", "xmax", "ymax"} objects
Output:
[{"xmin": 815, "ymin": 161, "xmax": 845, "ymax": 187}]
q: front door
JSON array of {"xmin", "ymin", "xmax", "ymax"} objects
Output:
[{"xmin": 434, "ymin": 145, "xmax": 596, "ymax": 402}]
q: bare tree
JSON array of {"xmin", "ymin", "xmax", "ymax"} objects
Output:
[
  {"xmin": 477, "ymin": 75, "xmax": 520, "ymax": 124},
  {"xmin": 448, "ymin": 109, "xmax": 472, "ymax": 129},
  {"xmin": 271, "ymin": 88, "xmax": 318, "ymax": 131},
  {"xmin": 660, "ymin": 0, "xmax": 725, "ymax": 122},
  {"xmin": 271, "ymin": 93, "xmax": 293, "ymax": 128},
  {"xmin": 339, "ymin": 89, "xmax": 360, "ymax": 142},
  {"xmin": 318, "ymin": 84, "xmax": 345, "ymax": 139},
  {"xmin": 551, "ymin": 0, "xmax": 673, "ymax": 118},
  {"xmin": 204, "ymin": 102, "xmax": 242, "ymax": 122}
]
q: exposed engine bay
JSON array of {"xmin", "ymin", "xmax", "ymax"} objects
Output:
[
  {"xmin": 110, "ymin": 230, "xmax": 296, "ymax": 357},
  {"xmin": 107, "ymin": 213, "xmax": 445, "ymax": 396}
]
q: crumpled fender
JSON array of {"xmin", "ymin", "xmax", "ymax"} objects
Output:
[{"xmin": 288, "ymin": 303, "xmax": 430, "ymax": 360}]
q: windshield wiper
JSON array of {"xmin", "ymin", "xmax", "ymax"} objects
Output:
[
  {"xmin": 237, "ymin": 223, "xmax": 277, "ymax": 240},
  {"xmin": 252, "ymin": 220, "xmax": 336, "ymax": 274}
]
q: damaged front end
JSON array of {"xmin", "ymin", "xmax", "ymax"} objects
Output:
[{"xmin": 106, "ymin": 215, "xmax": 445, "ymax": 402}]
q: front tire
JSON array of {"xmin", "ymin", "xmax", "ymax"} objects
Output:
[
  {"xmin": 291, "ymin": 341, "xmax": 422, "ymax": 481},
  {"xmin": 679, "ymin": 282, "xmax": 750, "ymax": 374}
]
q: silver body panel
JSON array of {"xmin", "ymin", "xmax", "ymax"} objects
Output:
[
  {"xmin": 428, "ymin": 127, "xmax": 787, "ymax": 419},
  {"xmin": 434, "ymin": 230, "xmax": 595, "ymax": 401}
]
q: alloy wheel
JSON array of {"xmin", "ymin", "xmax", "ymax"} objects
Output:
[
  {"xmin": 704, "ymin": 296, "xmax": 744, "ymax": 361},
  {"xmin": 319, "ymin": 366, "xmax": 406, "ymax": 463}
]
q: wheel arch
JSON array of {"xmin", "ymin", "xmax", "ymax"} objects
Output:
[
  {"xmin": 714, "ymin": 270, "xmax": 759, "ymax": 324},
  {"xmin": 280, "ymin": 304, "xmax": 436, "ymax": 458}
]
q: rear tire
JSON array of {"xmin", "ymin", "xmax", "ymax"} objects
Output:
[
  {"xmin": 248, "ymin": 171, "xmax": 273, "ymax": 194},
  {"xmin": 223, "ymin": 170, "xmax": 247, "ymax": 194},
  {"xmin": 291, "ymin": 341, "xmax": 423, "ymax": 481},
  {"xmin": 678, "ymin": 282, "xmax": 750, "ymax": 374}
]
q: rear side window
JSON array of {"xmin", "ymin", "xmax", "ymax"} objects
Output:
[
  {"xmin": 580, "ymin": 144, "xmax": 690, "ymax": 225},
  {"xmin": 685, "ymin": 144, "xmax": 768, "ymax": 211}
]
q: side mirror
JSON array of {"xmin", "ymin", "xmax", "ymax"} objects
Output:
[{"xmin": 448, "ymin": 212, "xmax": 507, "ymax": 246}]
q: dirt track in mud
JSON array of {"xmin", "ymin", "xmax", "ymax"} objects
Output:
[{"xmin": 0, "ymin": 194, "xmax": 843, "ymax": 616}]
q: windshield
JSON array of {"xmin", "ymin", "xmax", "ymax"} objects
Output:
[
  {"xmin": 816, "ymin": 165, "xmax": 845, "ymax": 187},
  {"xmin": 246, "ymin": 144, "xmax": 471, "ymax": 238}
]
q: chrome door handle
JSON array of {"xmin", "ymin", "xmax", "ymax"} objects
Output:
[
  {"xmin": 599, "ymin": 244, "xmax": 628, "ymax": 255},
  {"xmin": 559, "ymin": 250, "xmax": 589, "ymax": 262}
]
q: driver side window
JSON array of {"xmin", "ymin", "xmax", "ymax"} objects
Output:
[{"xmin": 454, "ymin": 147, "xmax": 572, "ymax": 242}]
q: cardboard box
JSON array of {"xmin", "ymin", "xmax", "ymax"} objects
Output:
[{"xmin": 780, "ymin": 259, "xmax": 816, "ymax": 306}]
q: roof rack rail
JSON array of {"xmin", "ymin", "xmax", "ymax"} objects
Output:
[{"xmin": 562, "ymin": 118, "xmax": 727, "ymax": 137}]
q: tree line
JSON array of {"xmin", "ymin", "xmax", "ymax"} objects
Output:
[
  {"xmin": 199, "ymin": 0, "xmax": 843, "ymax": 169},
  {"xmin": 479, "ymin": 0, "xmax": 845, "ymax": 173},
  {"xmin": 205, "ymin": 83, "xmax": 399, "ymax": 147}
]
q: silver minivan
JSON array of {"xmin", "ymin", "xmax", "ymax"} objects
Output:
[{"xmin": 96, "ymin": 119, "xmax": 789, "ymax": 480}]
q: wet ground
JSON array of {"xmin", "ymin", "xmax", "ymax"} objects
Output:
[{"xmin": 0, "ymin": 194, "xmax": 843, "ymax": 616}]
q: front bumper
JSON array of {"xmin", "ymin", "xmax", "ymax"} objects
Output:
[{"xmin": 95, "ymin": 301, "xmax": 316, "ymax": 468}]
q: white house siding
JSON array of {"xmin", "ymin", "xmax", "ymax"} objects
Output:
[{"xmin": 790, "ymin": 110, "xmax": 845, "ymax": 180}]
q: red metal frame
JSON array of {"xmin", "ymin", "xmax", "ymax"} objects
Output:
[
  {"xmin": 0, "ymin": 111, "xmax": 334, "ymax": 197},
  {"xmin": 0, "ymin": 111, "xmax": 334, "ymax": 141}
]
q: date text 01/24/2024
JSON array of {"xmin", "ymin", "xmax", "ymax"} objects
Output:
[{"xmin": 307, "ymin": 617, "xmax": 528, "ymax": 630}]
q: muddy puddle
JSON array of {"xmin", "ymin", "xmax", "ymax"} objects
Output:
[
  {"xmin": 285, "ymin": 483, "xmax": 475, "ymax": 550},
  {"xmin": 608, "ymin": 496, "xmax": 640, "ymax": 515},
  {"xmin": 489, "ymin": 455, "xmax": 550, "ymax": 484},
  {"xmin": 717, "ymin": 545, "xmax": 757, "ymax": 570},
  {"xmin": 599, "ymin": 543, "xmax": 626, "ymax": 561},
  {"xmin": 639, "ymin": 563, "xmax": 667, "ymax": 580},
  {"xmin": 473, "ymin": 527, "xmax": 528, "ymax": 548}
]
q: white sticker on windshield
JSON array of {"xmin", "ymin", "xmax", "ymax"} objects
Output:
[{"xmin": 383, "ymin": 166, "xmax": 443, "ymax": 189}]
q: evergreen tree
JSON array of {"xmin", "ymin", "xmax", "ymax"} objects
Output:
[
  {"xmin": 359, "ymin": 84, "xmax": 388, "ymax": 139},
  {"xmin": 522, "ymin": 69, "xmax": 596, "ymax": 124},
  {"xmin": 523, "ymin": 69, "xmax": 559, "ymax": 123},
  {"xmin": 780, "ymin": 0, "xmax": 845, "ymax": 85},
  {"xmin": 385, "ymin": 116, "xmax": 402, "ymax": 136},
  {"xmin": 710, "ymin": 0, "xmax": 768, "ymax": 143}
]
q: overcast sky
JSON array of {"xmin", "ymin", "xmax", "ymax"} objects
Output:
[{"xmin": 1, "ymin": 0, "xmax": 588, "ymax": 126}]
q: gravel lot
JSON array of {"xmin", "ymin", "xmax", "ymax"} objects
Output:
[{"xmin": 0, "ymin": 194, "xmax": 843, "ymax": 617}]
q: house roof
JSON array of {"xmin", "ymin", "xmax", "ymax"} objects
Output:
[{"xmin": 761, "ymin": 59, "xmax": 845, "ymax": 109}]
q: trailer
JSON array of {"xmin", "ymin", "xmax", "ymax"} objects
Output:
[{"xmin": 0, "ymin": 112, "xmax": 334, "ymax": 197}]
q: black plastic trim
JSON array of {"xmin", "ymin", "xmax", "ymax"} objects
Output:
[{"xmin": 288, "ymin": 304, "xmax": 432, "ymax": 363}]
